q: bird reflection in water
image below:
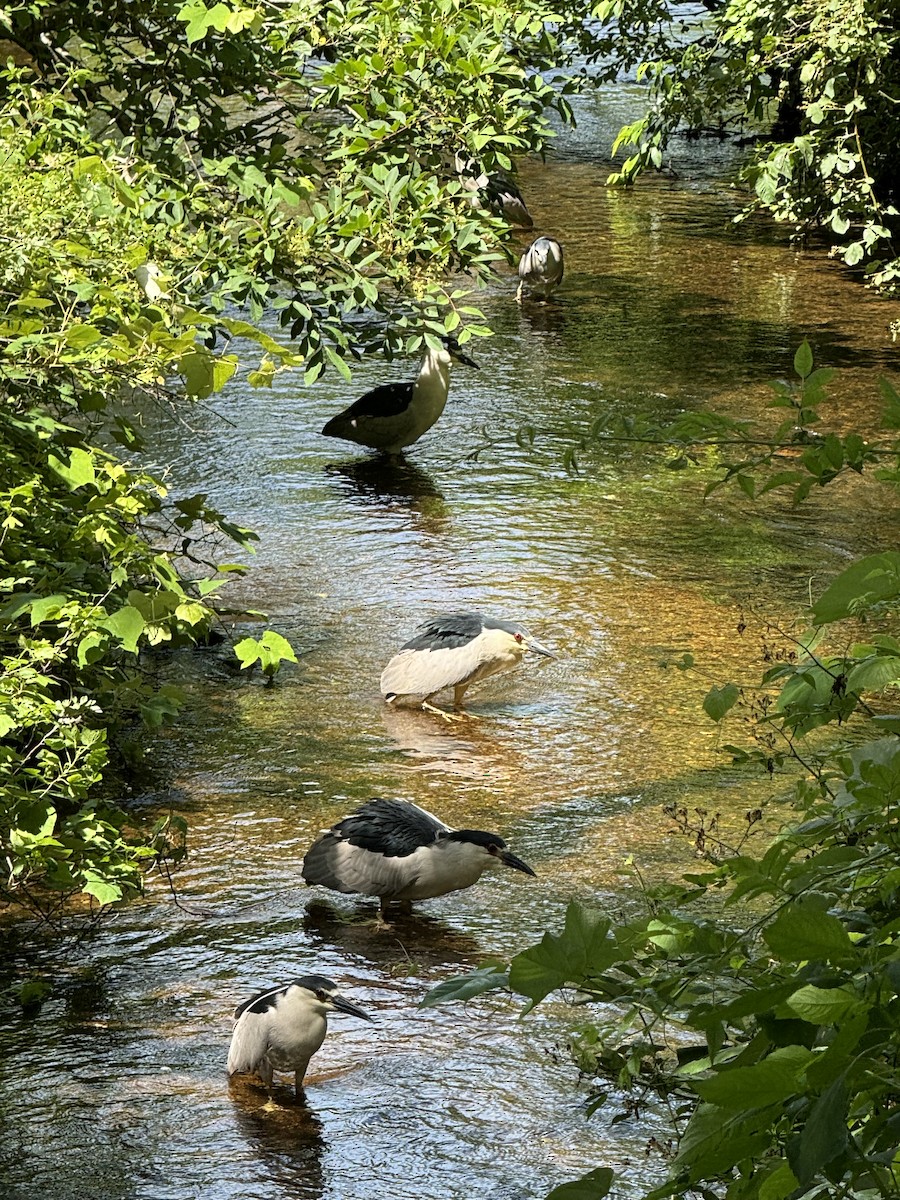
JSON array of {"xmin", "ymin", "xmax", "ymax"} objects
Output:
[
  {"xmin": 230, "ymin": 1083, "xmax": 326, "ymax": 1199},
  {"xmin": 301, "ymin": 898, "xmax": 483, "ymax": 970},
  {"xmin": 379, "ymin": 688, "xmax": 526, "ymax": 786},
  {"xmin": 324, "ymin": 457, "xmax": 450, "ymax": 533}
]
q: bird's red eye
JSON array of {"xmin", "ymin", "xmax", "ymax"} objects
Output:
[{"xmin": 514, "ymin": 633, "xmax": 524, "ymax": 643}]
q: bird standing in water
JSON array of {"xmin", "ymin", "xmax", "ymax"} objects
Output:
[
  {"xmin": 380, "ymin": 612, "xmax": 556, "ymax": 716},
  {"xmin": 517, "ymin": 237, "xmax": 564, "ymax": 303},
  {"xmin": 227, "ymin": 975, "xmax": 371, "ymax": 1099},
  {"xmin": 301, "ymin": 797, "xmax": 536, "ymax": 920},
  {"xmin": 321, "ymin": 339, "xmax": 478, "ymax": 454}
]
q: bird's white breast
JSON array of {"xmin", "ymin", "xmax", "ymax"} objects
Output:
[
  {"xmin": 264, "ymin": 989, "xmax": 328, "ymax": 1070},
  {"xmin": 394, "ymin": 838, "xmax": 490, "ymax": 899}
]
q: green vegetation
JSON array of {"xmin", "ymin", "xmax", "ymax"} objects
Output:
[
  {"xmin": 427, "ymin": 349, "xmax": 900, "ymax": 1200},
  {"xmin": 598, "ymin": 0, "xmax": 900, "ymax": 296},
  {"xmin": 3, "ymin": 0, "xmax": 900, "ymax": 1193},
  {"xmin": 0, "ymin": 0, "xmax": 601, "ymax": 913}
]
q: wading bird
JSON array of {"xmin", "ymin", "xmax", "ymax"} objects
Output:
[
  {"xmin": 454, "ymin": 153, "xmax": 534, "ymax": 228},
  {"xmin": 227, "ymin": 975, "xmax": 371, "ymax": 1099},
  {"xmin": 517, "ymin": 237, "xmax": 564, "ymax": 303},
  {"xmin": 380, "ymin": 612, "xmax": 556, "ymax": 716},
  {"xmin": 321, "ymin": 339, "xmax": 478, "ymax": 454},
  {"xmin": 301, "ymin": 797, "xmax": 536, "ymax": 919}
]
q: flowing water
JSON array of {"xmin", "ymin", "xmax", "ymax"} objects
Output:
[{"xmin": 2, "ymin": 85, "xmax": 899, "ymax": 1200}]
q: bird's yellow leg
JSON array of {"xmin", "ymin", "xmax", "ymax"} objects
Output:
[
  {"xmin": 374, "ymin": 898, "xmax": 395, "ymax": 930},
  {"xmin": 421, "ymin": 699, "xmax": 464, "ymax": 722},
  {"xmin": 515, "ymin": 280, "xmax": 525, "ymax": 305}
]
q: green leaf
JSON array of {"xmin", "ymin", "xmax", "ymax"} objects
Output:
[
  {"xmin": 703, "ymin": 683, "xmax": 739, "ymax": 722},
  {"xmin": 794, "ymin": 341, "xmax": 814, "ymax": 379},
  {"xmin": 764, "ymin": 903, "xmax": 854, "ymax": 963},
  {"xmin": 258, "ymin": 630, "xmax": 297, "ymax": 663},
  {"xmin": 28, "ymin": 593, "xmax": 68, "ymax": 626},
  {"xmin": 234, "ymin": 636, "xmax": 262, "ymax": 668},
  {"xmin": 692, "ymin": 1046, "xmax": 813, "ymax": 1109},
  {"xmin": 48, "ymin": 447, "xmax": 96, "ymax": 489},
  {"xmin": 811, "ymin": 553, "xmax": 900, "ymax": 623},
  {"xmin": 758, "ymin": 1161, "xmax": 800, "ymax": 1200},
  {"xmin": 509, "ymin": 902, "xmax": 618, "ymax": 1006},
  {"xmin": 785, "ymin": 985, "xmax": 861, "ymax": 1025},
  {"xmin": 676, "ymin": 1104, "xmax": 773, "ymax": 1178},
  {"xmin": 846, "ymin": 656, "xmax": 900, "ymax": 692},
  {"xmin": 82, "ymin": 874, "xmax": 123, "ymax": 905},
  {"xmin": 786, "ymin": 1075, "xmax": 849, "ymax": 1184},
  {"xmin": 419, "ymin": 966, "xmax": 508, "ymax": 1009},
  {"xmin": 546, "ymin": 1167, "xmax": 614, "ymax": 1200},
  {"xmin": 102, "ymin": 605, "xmax": 146, "ymax": 652},
  {"xmin": 64, "ymin": 324, "xmax": 103, "ymax": 349}
]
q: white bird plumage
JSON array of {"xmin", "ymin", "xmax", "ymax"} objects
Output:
[
  {"xmin": 227, "ymin": 975, "xmax": 371, "ymax": 1098},
  {"xmin": 301, "ymin": 797, "xmax": 536, "ymax": 919},
  {"xmin": 379, "ymin": 612, "xmax": 556, "ymax": 715},
  {"xmin": 516, "ymin": 237, "xmax": 564, "ymax": 303},
  {"xmin": 321, "ymin": 341, "xmax": 478, "ymax": 454}
]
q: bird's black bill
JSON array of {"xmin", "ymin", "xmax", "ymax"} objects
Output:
[
  {"xmin": 525, "ymin": 636, "xmax": 556, "ymax": 659},
  {"xmin": 443, "ymin": 336, "xmax": 479, "ymax": 369},
  {"xmin": 500, "ymin": 850, "xmax": 536, "ymax": 877},
  {"xmin": 331, "ymin": 994, "xmax": 373, "ymax": 1021}
]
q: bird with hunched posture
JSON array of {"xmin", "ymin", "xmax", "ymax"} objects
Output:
[
  {"xmin": 380, "ymin": 612, "xmax": 556, "ymax": 716},
  {"xmin": 517, "ymin": 237, "xmax": 564, "ymax": 303},
  {"xmin": 321, "ymin": 339, "xmax": 478, "ymax": 454},
  {"xmin": 301, "ymin": 797, "xmax": 536, "ymax": 919},
  {"xmin": 227, "ymin": 975, "xmax": 371, "ymax": 1099},
  {"xmin": 454, "ymin": 153, "xmax": 534, "ymax": 228}
]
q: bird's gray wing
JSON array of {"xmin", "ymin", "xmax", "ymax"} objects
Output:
[
  {"xmin": 400, "ymin": 613, "xmax": 485, "ymax": 651},
  {"xmin": 301, "ymin": 799, "xmax": 450, "ymax": 893},
  {"xmin": 303, "ymin": 838, "xmax": 432, "ymax": 898},
  {"xmin": 228, "ymin": 991, "xmax": 282, "ymax": 1074},
  {"xmin": 323, "ymin": 381, "xmax": 415, "ymax": 433},
  {"xmin": 380, "ymin": 644, "xmax": 482, "ymax": 698}
]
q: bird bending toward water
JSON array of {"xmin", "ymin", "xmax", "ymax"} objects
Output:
[
  {"xmin": 517, "ymin": 237, "xmax": 564, "ymax": 303},
  {"xmin": 301, "ymin": 797, "xmax": 535, "ymax": 920},
  {"xmin": 454, "ymin": 154, "xmax": 534, "ymax": 228},
  {"xmin": 380, "ymin": 612, "xmax": 556, "ymax": 716},
  {"xmin": 321, "ymin": 339, "xmax": 478, "ymax": 454},
  {"xmin": 227, "ymin": 975, "xmax": 371, "ymax": 1099}
]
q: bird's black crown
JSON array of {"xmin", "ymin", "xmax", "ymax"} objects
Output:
[{"xmin": 448, "ymin": 829, "xmax": 507, "ymax": 850}]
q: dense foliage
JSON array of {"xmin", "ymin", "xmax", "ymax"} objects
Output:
[
  {"xmin": 0, "ymin": 0, "xmax": 602, "ymax": 913},
  {"xmin": 597, "ymin": 0, "xmax": 900, "ymax": 296},
  {"xmin": 427, "ymin": 350, "xmax": 900, "ymax": 1200}
]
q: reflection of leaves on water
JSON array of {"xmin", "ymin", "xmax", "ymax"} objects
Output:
[{"xmin": 230, "ymin": 1079, "xmax": 326, "ymax": 1198}]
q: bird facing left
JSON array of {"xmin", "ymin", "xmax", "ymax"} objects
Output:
[{"xmin": 227, "ymin": 975, "xmax": 371, "ymax": 1099}]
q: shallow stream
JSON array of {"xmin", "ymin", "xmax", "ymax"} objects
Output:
[{"xmin": 2, "ymin": 84, "xmax": 898, "ymax": 1200}]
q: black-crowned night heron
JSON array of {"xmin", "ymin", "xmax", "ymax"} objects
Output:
[
  {"xmin": 301, "ymin": 797, "xmax": 536, "ymax": 919},
  {"xmin": 380, "ymin": 612, "xmax": 556, "ymax": 715},
  {"xmin": 517, "ymin": 237, "xmax": 564, "ymax": 303},
  {"xmin": 227, "ymin": 975, "xmax": 371, "ymax": 1098},
  {"xmin": 321, "ymin": 339, "xmax": 478, "ymax": 454},
  {"xmin": 455, "ymin": 154, "xmax": 534, "ymax": 228}
]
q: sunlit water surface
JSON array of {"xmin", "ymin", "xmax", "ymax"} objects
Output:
[{"xmin": 2, "ymin": 82, "xmax": 899, "ymax": 1200}]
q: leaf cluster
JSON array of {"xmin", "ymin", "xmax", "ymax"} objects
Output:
[{"xmin": 593, "ymin": 0, "xmax": 900, "ymax": 297}]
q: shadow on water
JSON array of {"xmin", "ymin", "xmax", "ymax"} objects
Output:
[
  {"xmin": 302, "ymin": 899, "xmax": 484, "ymax": 971},
  {"xmin": 229, "ymin": 1084, "xmax": 326, "ymax": 1200},
  {"xmin": 324, "ymin": 456, "xmax": 451, "ymax": 531}
]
